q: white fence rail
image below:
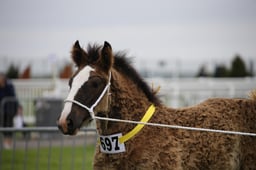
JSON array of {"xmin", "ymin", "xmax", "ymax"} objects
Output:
[
  {"xmin": 148, "ymin": 77, "xmax": 256, "ymax": 107},
  {"xmin": 12, "ymin": 77, "xmax": 256, "ymax": 123}
]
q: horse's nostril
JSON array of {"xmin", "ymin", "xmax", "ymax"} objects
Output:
[{"xmin": 67, "ymin": 118, "xmax": 73, "ymax": 130}]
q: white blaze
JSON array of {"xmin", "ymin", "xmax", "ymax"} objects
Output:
[{"xmin": 59, "ymin": 66, "xmax": 94, "ymax": 124}]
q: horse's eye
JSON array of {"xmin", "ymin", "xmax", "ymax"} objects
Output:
[
  {"xmin": 92, "ymin": 80, "xmax": 99, "ymax": 88},
  {"xmin": 90, "ymin": 77, "xmax": 102, "ymax": 89}
]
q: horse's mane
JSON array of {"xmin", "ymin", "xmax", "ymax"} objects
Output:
[
  {"xmin": 113, "ymin": 52, "xmax": 161, "ymax": 106},
  {"xmin": 86, "ymin": 44, "xmax": 161, "ymax": 105}
]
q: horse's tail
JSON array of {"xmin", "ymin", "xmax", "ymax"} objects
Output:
[{"xmin": 249, "ymin": 89, "xmax": 256, "ymax": 100}]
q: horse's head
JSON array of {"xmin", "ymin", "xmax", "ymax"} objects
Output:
[{"xmin": 57, "ymin": 41, "xmax": 113, "ymax": 135}]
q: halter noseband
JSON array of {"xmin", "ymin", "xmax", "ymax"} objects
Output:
[{"xmin": 64, "ymin": 72, "xmax": 111, "ymax": 119}]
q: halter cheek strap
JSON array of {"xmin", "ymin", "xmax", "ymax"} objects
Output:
[{"xmin": 64, "ymin": 72, "xmax": 111, "ymax": 119}]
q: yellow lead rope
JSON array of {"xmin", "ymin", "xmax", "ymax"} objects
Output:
[{"xmin": 119, "ymin": 104, "xmax": 156, "ymax": 143}]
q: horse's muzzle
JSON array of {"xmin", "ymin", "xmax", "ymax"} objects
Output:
[{"xmin": 57, "ymin": 117, "xmax": 77, "ymax": 135}]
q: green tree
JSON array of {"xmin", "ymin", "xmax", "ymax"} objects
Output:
[
  {"xmin": 196, "ymin": 65, "xmax": 210, "ymax": 77},
  {"xmin": 229, "ymin": 55, "xmax": 248, "ymax": 77},
  {"xmin": 6, "ymin": 63, "xmax": 19, "ymax": 79},
  {"xmin": 214, "ymin": 64, "xmax": 229, "ymax": 77}
]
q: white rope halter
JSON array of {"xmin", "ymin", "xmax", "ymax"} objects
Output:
[{"xmin": 64, "ymin": 72, "xmax": 111, "ymax": 119}]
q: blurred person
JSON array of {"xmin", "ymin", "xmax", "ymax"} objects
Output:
[{"xmin": 0, "ymin": 73, "xmax": 18, "ymax": 149}]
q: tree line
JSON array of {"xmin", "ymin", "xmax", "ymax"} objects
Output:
[
  {"xmin": 3, "ymin": 54, "xmax": 254, "ymax": 79},
  {"xmin": 4, "ymin": 63, "xmax": 73, "ymax": 79},
  {"xmin": 197, "ymin": 54, "xmax": 254, "ymax": 78}
]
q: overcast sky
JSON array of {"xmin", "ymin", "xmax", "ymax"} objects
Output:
[{"xmin": 0, "ymin": 0, "xmax": 256, "ymax": 75}]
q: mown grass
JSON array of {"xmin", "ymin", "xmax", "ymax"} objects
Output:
[{"xmin": 1, "ymin": 145, "xmax": 95, "ymax": 170}]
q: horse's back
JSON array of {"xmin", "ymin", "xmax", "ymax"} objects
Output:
[{"xmin": 159, "ymin": 98, "xmax": 256, "ymax": 169}]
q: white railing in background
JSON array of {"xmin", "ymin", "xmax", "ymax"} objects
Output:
[
  {"xmin": 12, "ymin": 77, "xmax": 256, "ymax": 123},
  {"xmin": 147, "ymin": 77, "xmax": 256, "ymax": 108},
  {"xmin": 13, "ymin": 79, "xmax": 69, "ymax": 99},
  {"xmin": 12, "ymin": 79, "xmax": 69, "ymax": 124}
]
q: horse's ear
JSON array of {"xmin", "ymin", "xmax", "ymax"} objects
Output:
[
  {"xmin": 71, "ymin": 40, "xmax": 87, "ymax": 67},
  {"xmin": 100, "ymin": 41, "xmax": 114, "ymax": 72}
]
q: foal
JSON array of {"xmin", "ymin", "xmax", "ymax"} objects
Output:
[{"xmin": 58, "ymin": 41, "xmax": 256, "ymax": 169}]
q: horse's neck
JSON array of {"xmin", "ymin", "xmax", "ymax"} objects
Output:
[{"xmin": 97, "ymin": 70, "xmax": 152, "ymax": 135}]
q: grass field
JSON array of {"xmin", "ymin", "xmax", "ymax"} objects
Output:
[{"xmin": 1, "ymin": 145, "xmax": 95, "ymax": 170}]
